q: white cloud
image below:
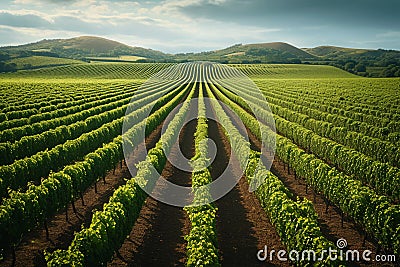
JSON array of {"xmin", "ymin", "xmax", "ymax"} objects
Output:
[
  {"xmin": 0, "ymin": 25, "xmax": 81, "ymax": 46},
  {"xmin": 1, "ymin": 0, "xmax": 399, "ymax": 52}
]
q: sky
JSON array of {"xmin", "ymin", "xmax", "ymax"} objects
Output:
[{"xmin": 0, "ymin": 0, "xmax": 399, "ymax": 53}]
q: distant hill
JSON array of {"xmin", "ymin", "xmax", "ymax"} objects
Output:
[
  {"xmin": 174, "ymin": 42, "xmax": 315, "ymax": 63},
  {"xmin": 0, "ymin": 36, "xmax": 399, "ymax": 77},
  {"xmin": 303, "ymin": 46, "xmax": 372, "ymax": 57},
  {"xmin": 56, "ymin": 36, "xmax": 133, "ymax": 53},
  {"xmin": 304, "ymin": 45, "xmax": 400, "ymax": 77},
  {"xmin": 240, "ymin": 42, "xmax": 314, "ymax": 58},
  {"xmin": 0, "ymin": 36, "xmax": 168, "ymax": 61}
]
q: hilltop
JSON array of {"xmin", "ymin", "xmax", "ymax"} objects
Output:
[
  {"xmin": 0, "ymin": 36, "xmax": 168, "ymax": 61},
  {"xmin": 228, "ymin": 42, "xmax": 314, "ymax": 58},
  {"xmin": 174, "ymin": 42, "xmax": 315, "ymax": 63}
]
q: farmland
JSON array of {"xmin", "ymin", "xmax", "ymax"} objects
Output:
[{"xmin": 0, "ymin": 62, "xmax": 399, "ymax": 266}]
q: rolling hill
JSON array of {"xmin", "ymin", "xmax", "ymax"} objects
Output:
[
  {"xmin": 304, "ymin": 45, "xmax": 400, "ymax": 77},
  {"xmin": 235, "ymin": 42, "xmax": 314, "ymax": 58},
  {"xmin": 303, "ymin": 46, "xmax": 372, "ymax": 57},
  {"xmin": 0, "ymin": 36, "xmax": 168, "ymax": 61},
  {"xmin": 0, "ymin": 36, "xmax": 399, "ymax": 76},
  {"xmin": 174, "ymin": 42, "xmax": 316, "ymax": 63}
]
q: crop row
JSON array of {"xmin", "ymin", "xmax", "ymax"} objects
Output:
[
  {"xmin": 217, "ymin": 81, "xmax": 400, "ymax": 200},
  {"xmin": 264, "ymin": 82, "xmax": 400, "ymax": 123},
  {"xmin": 184, "ymin": 83, "xmax": 220, "ymax": 267},
  {"xmin": 14, "ymin": 63, "xmax": 172, "ymax": 79},
  {"xmin": 0, "ymin": 81, "xmax": 183, "ymax": 199},
  {"xmin": 212, "ymin": 81, "xmax": 400, "ymax": 255},
  {"xmin": 45, "ymin": 81, "xmax": 196, "ymax": 266},
  {"xmin": 259, "ymin": 87, "xmax": 400, "ymax": 141},
  {"xmin": 261, "ymin": 79, "xmax": 400, "ymax": 114},
  {"xmin": 205, "ymin": 81, "xmax": 339, "ymax": 266},
  {"xmin": 219, "ymin": 64, "xmax": 400, "ymax": 131},
  {"xmin": 0, "ymin": 81, "xmax": 174, "ymax": 165},
  {"xmin": 0, "ymin": 83, "xmax": 138, "ymax": 130},
  {"xmin": 221, "ymin": 79, "xmax": 400, "ymax": 167},
  {"xmin": 0, "ymin": 80, "xmax": 191, "ymax": 258},
  {"xmin": 0, "ymin": 87, "xmax": 138, "ymax": 143},
  {"xmin": 0, "ymin": 81, "xmax": 127, "ymax": 113}
]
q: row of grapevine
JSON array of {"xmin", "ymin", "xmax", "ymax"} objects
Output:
[
  {"xmin": 219, "ymin": 67, "xmax": 400, "ymax": 132},
  {"xmin": 0, "ymin": 81, "xmax": 183, "ymax": 198},
  {"xmin": 263, "ymin": 82, "xmax": 399, "ymax": 124},
  {"xmin": 0, "ymin": 80, "xmax": 191, "ymax": 256},
  {"xmin": 44, "ymin": 82, "xmax": 196, "ymax": 266},
  {"xmin": 218, "ymin": 65, "xmax": 400, "ymax": 139},
  {"xmin": 184, "ymin": 84, "xmax": 220, "ymax": 267},
  {"xmin": 0, "ymin": 82, "xmax": 171, "ymax": 165},
  {"xmin": 255, "ymin": 84, "xmax": 400, "ymax": 165},
  {"xmin": 211, "ymin": 81, "xmax": 400, "ymax": 255},
  {"xmin": 0, "ymin": 83, "xmax": 138, "ymax": 130},
  {"xmin": 257, "ymin": 78, "xmax": 400, "ymax": 117},
  {"xmin": 204, "ymin": 82, "xmax": 339, "ymax": 266},
  {"xmin": 217, "ymin": 82, "xmax": 400, "ymax": 200},
  {"xmin": 0, "ymin": 93, "xmax": 132, "ymax": 165},
  {"xmin": 0, "ymin": 81, "xmax": 129, "ymax": 115},
  {"xmin": 266, "ymin": 84, "xmax": 399, "ymax": 130},
  {"xmin": 259, "ymin": 86, "xmax": 399, "ymax": 143},
  {"xmin": 0, "ymin": 86, "xmax": 138, "ymax": 142},
  {"xmin": 1, "ymin": 83, "xmax": 91, "ymax": 112},
  {"xmin": 13, "ymin": 63, "xmax": 172, "ymax": 79},
  {"xmin": 229, "ymin": 64, "xmax": 356, "ymax": 79},
  {"xmin": 265, "ymin": 93, "xmax": 400, "ymax": 168}
]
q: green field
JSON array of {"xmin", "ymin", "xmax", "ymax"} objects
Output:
[
  {"xmin": 87, "ymin": 55, "xmax": 147, "ymax": 63},
  {"xmin": 0, "ymin": 63, "xmax": 399, "ymax": 266},
  {"xmin": 231, "ymin": 63, "xmax": 358, "ymax": 78},
  {"xmin": 7, "ymin": 56, "xmax": 86, "ymax": 69},
  {"xmin": 1, "ymin": 62, "xmax": 356, "ymax": 79},
  {"xmin": 1, "ymin": 62, "xmax": 171, "ymax": 79}
]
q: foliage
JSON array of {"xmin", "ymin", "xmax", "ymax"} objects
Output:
[
  {"xmin": 206, "ymin": 83, "xmax": 341, "ymax": 266},
  {"xmin": 45, "ymin": 82, "xmax": 196, "ymax": 266},
  {"xmin": 184, "ymin": 84, "xmax": 220, "ymax": 267},
  {"xmin": 214, "ymin": 77, "xmax": 400, "ymax": 255},
  {"xmin": 0, "ymin": 82, "xmax": 189, "ymax": 254}
]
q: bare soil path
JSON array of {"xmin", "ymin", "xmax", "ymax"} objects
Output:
[
  {"xmin": 207, "ymin": 106, "xmax": 287, "ymax": 267},
  {"xmin": 109, "ymin": 118, "xmax": 197, "ymax": 266}
]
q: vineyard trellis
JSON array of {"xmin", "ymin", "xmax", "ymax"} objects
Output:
[{"xmin": 0, "ymin": 62, "xmax": 398, "ymax": 266}]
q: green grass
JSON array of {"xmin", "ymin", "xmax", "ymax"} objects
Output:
[
  {"xmin": 230, "ymin": 64, "xmax": 358, "ymax": 78},
  {"xmin": 2, "ymin": 62, "xmax": 359, "ymax": 80},
  {"xmin": 1, "ymin": 63, "xmax": 171, "ymax": 79},
  {"xmin": 87, "ymin": 55, "xmax": 147, "ymax": 63},
  {"xmin": 254, "ymin": 77, "xmax": 400, "ymax": 102},
  {"xmin": 7, "ymin": 56, "xmax": 85, "ymax": 69}
]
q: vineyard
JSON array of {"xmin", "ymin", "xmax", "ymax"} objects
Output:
[{"xmin": 0, "ymin": 62, "xmax": 399, "ymax": 266}]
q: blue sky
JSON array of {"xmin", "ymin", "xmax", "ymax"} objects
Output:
[{"xmin": 0, "ymin": 0, "xmax": 399, "ymax": 53}]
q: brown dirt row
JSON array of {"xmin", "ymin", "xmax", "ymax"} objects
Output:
[
  {"xmin": 109, "ymin": 117, "xmax": 197, "ymax": 266},
  {"xmin": 1, "ymin": 84, "xmax": 194, "ymax": 267},
  {"xmin": 0, "ymin": 122, "xmax": 164, "ymax": 267},
  {"xmin": 214, "ymin": 89, "xmax": 391, "ymax": 266},
  {"xmin": 207, "ymin": 107, "xmax": 287, "ymax": 266},
  {"xmin": 244, "ymin": 116, "xmax": 385, "ymax": 266}
]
